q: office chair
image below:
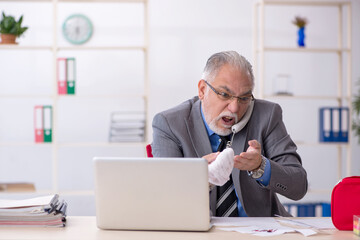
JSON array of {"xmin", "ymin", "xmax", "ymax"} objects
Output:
[{"xmin": 146, "ymin": 144, "xmax": 153, "ymax": 157}]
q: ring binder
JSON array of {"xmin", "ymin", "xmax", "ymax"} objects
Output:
[
  {"xmin": 66, "ymin": 58, "xmax": 76, "ymax": 95},
  {"xmin": 57, "ymin": 58, "xmax": 67, "ymax": 95},
  {"xmin": 319, "ymin": 107, "xmax": 349, "ymax": 142},
  {"xmin": 43, "ymin": 106, "xmax": 53, "ymax": 143},
  {"xmin": 34, "ymin": 106, "xmax": 44, "ymax": 143}
]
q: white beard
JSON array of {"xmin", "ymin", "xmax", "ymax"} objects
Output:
[{"xmin": 207, "ymin": 111, "xmax": 238, "ymax": 136}]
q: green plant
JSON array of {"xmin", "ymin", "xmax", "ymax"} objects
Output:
[
  {"xmin": 0, "ymin": 12, "xmax": 28, "ymax": 37},
  {"xmin": 292, "ymin": 16, "xmax": 308, "ymax": 28},
  {"xmin": 353, "ymin": 88, "xmax": 360, "ymax": 143}
]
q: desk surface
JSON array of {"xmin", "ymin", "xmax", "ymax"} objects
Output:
[{"xmin": 0, "ymin": 217, "xmax": 356, "ymax": 240}]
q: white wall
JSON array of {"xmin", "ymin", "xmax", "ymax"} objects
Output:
[
  {"xmin": 147, "ymin": 0, "xmax": 360, "ymax": 204},
  {"xmin": 0, "ymin": 0, "xmax": 359, "ymax": 215}
]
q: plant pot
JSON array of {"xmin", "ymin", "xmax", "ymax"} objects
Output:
[{"xmin": 0, "ymin": 33, "xmax": 17, "ymax": 44}]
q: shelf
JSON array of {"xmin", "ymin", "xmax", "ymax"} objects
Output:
[
  {"xmin": 0, "ymin": 45, "xmax": 147, "ymax": 51},
  {"xmin": 0, "ymin": 0, "xmax": 145, "ymax": 2},
  {"xmin": 55, "ymin": 94, "xmax": 147, "ymax": 99},
  {"xmin": 58, "ymin": 46, "xmax": 147, "ymax": 51},
  {"xmin": 258, "ymin": 0, "xmax": 350, "ymax": 7},
  {"xmin": 0, "ymin": 0, "xmax": 51, "ymax": 2},
  {"xmin": 256, "ymin": 47, "xmax": 351, "ymax": 53},
  {"xmin": 57, "ymin": 142, "xmax": 146, "ymax": 147},
  {"xmin": 306, "ymin": 189, "xmax": 333, "ymax": 194},
  {"xmin": 0, "ymin": 142, "xmax": 53, "ymax": 147},
  {"xmin": 1, "ymin": 141, "xmax": 347, "ymax": 148},
  {"xmin": 59, "ymin": 0, "xmax": 145, "ymax": 2},
  {"xmin": 0, "ymin": 45, "xmax": 53, "ymax": 50},
  {"xmin": 263, "ymin": 95, "xmax": 350, "ymax": 101},
  {"xmin": 0, "ymin": 94, "xmax": 146, "ymax": 99},
  {"xmin": 0, "ymin": 0, "xmax": 149, "ymax": 216},
  {"xmin": 0, "ymin": 142, "xmax": 146, "ymax": 147},
  {"xmin": 0, "ymin": 94, "xmax": 53, "ymax": 98},
  {"xmin": 294, "ymin": 141, "xmax": 350, "ymax": 146},
  {"xmin": 0, "ymin": 190, "xmax": 95, "ymax": 196},
  {"xmin": 254, "ymin": 0, "xmax": 352, "ymax": 186}
]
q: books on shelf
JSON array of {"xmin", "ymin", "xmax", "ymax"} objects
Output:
[
  {"xmin": 109, "ymin": 111, "xmax": 145, "ymax": 142},
  {"xmin": 0, "ymin": 194, "xmax": 67, "ymax": 227}
]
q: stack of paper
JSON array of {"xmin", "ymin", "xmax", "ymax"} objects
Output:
[
  {"xmin": 109, "ymin": 111, "xmax": 145, "ymax": 142},
  {"xmin": 0, "ymin": 194, "xmax": 67, "ymax": 227}
]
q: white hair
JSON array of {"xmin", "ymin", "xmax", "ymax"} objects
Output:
[{"xmin": 201, "ymin": 51, "xmax": 254, "ymax": 89}]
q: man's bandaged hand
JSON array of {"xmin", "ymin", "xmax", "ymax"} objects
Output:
[{"xmin": 208, "ymin": 148, "xmax": 234, "ymax": 186}]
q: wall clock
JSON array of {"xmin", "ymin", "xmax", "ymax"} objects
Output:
[{"xmin": 62, "ymin": 14, "xmax": 93, "ymax": 45}]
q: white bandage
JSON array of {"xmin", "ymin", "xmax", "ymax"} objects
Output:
[{"xmin": 208, "ymin": 148, "xmax": 234, "ymax": 186}]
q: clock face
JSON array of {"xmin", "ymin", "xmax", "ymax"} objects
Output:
[{"xmin": 62, "ymin": 14, "xmax": 93, "ymax": 45}]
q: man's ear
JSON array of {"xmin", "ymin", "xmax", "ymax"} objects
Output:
[{"xmin": 198, "ymin": 79, "xmax": 206, "ymax": 100}]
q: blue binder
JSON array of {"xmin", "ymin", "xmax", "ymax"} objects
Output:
[
  {"xmin": 284, "ymin": 202, "xmax": 331, "ymax": 217},
  {"xmin": 319, "ymin": 107, "xmax": 349, "ymax": 142}
]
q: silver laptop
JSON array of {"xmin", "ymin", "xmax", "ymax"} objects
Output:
[{"xmin": 93, "ymin": 157, "xmax": 210, "ymax": 231}]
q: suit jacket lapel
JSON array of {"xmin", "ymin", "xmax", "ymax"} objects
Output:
[{"xmin": 185, "ymin": 99, "xmax": 212, "ymax": 158}]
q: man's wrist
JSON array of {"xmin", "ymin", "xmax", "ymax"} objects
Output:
[
  {"xmin": 247, "ymin": 155, "xmax": 267, "ymax": 179},
  {"xmin": 251, "ymin": 155, "xmax": 263, "ymax": 171}
]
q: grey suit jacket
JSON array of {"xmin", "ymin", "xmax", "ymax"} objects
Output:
[{"xmin": 152, "ymin": 96, "xmax": 308, "ymax": 217}]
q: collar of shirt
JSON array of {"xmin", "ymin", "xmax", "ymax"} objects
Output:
[{"xmin": 200, "ymin": 104, "xmax": 221, "ymax": 152}]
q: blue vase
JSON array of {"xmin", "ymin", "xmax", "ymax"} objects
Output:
[{"xmin": 297, "ymin": 27, "xmax": 305, "ymax": 47}]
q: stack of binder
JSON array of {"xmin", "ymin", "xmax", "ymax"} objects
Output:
[
  {"xmin": 0, "ymin": 194, "xmax": 67, "ymax": 227},
  {"xmin": 34, "ymin": 105, "xmax": 53, "ymax": 143},
  {"xmin": 57, "ymin": 57, "xmax": 76, "ymax": 95},
  {"xmin": 284, "ymin": 202, "xmax": 331, "ymax": 217},
  {"xmin": 319, "ymin": 107, "xmax": 349, "ymax": 142},
  {"xmin": 109, "ymin": 111, "xmax": 145, "ymax": 142}
]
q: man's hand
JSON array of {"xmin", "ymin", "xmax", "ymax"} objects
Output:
[
  {"xmin": 202, "ymin": 152, "xmax": 220, "ymax": 164},
  {"xmin": 234, "ymin": 140, "xmax": 262, "ymax": 171},
  {"xmin": 208, "ymin": 148, "xmax": 235, "ymax": 186}
]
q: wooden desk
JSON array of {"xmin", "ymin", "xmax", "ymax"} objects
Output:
[{"xmin": 0, "ymin": 217, "xmax": 355, "ymax": 240}]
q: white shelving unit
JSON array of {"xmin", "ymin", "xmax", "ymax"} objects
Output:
[
  {"xmin": 0, "ymin": 0, "xmax": 149, "ymax": 215},
  {"xmin": 253, "ymin": 0, "xmax": 352, "ymax": 196}
]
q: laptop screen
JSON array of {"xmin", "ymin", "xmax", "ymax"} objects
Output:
[{"xmin": 93, "ymin": 157, "xmax": 210, "ymax": 231}]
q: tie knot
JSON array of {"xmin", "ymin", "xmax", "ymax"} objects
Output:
[
  {"xmin": 219, "ymin": 135, "xmax": 229, "ymax": 142},
  {"xmin": 217, "ymin": 135, "xmax": 229, "ymax": 151}
]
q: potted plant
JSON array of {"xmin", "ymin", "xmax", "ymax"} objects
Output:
[
  {"xmin": 0, "ymin": 11, "xmax": 28, "ymax": 44},
  {"xmin": 353, "ymin": 87, "xmax": 360, "ymax": 142}
]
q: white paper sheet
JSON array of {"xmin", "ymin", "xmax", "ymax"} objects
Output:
[
  {"xmin": 212, "ymin": 217, "xmax": 323, "ymax": 237},
  {"xmin": 277, "ymin": 217, "xmax": 335, "ymax": 230},
  {"xmin": 0, "ymin": 195, "xmax": 55, "ymax": 209}
]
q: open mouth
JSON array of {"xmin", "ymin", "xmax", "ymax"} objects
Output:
[{"xmin": 221, "ymin": 116, "xmax": 235, "ymax": 126}]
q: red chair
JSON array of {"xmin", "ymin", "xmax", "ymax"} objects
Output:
[{"xmin": 146, "ymin": 144, "xmax": 153, "ymax": 158}]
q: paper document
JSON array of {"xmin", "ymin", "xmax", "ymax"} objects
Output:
[
  {"xmin": 218, "ymin": 226, "xmax": 317, "ymax": 237},
  {"xmin": 0, "ymin": 194, "xmax": 67, "ymax": 227},
  {"xmin": 212, "ymin": 217, "xmax": 332, "ymax": 237},
  {"xmin": 0, "ymin": 195, "xmax": 55, "ymax": 209},
  {"xmin": 277, "ymin": 217, "xmax": 335, "ymax": 230}
]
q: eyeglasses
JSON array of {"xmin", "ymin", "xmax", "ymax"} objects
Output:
[{"xmin": 205, "ymin": 80, "xmax": 254, "ymax": 104}]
